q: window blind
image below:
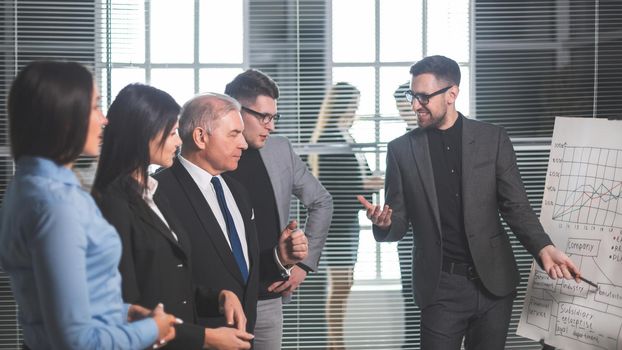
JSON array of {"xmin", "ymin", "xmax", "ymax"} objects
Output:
[
  {"xmin": 475, "ymin": 0, "xmax": 622, "ymax": 137},
  {"xmin": 475, "ymin": 1, "xmax": 622, "ymax": 349}
]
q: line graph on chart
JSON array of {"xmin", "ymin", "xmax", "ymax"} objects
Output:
[
  {"xmin": 518, "ymin": 118, "xmax": 622, "ymax": 350},
  {"xmin": 550, "ymin": 145, "xmax": 622, "ymax": 229}
]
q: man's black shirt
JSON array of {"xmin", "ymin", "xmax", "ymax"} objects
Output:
[{"xmin": 427, "ymin": 114, "xmax": 473, "ymax": 264}]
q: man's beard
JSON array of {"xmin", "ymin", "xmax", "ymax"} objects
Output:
[{"xmin": 416, "ymin": 107, "xmax": 445, "ymax": 130}]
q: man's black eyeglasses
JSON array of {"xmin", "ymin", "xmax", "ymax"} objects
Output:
[
  {"xmin": 241, "ymin": 106, "xmax": 280, "ymax": 124},
  {"xmin": 404, "ymin": 86, "xmax": 452, "ymax": 105}
]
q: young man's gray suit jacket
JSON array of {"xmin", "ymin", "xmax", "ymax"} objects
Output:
[
  {"xmin": 258, "ymin": 135, "xmax": 333, "ymax": 274},
  {"xmin": 373, "ymin": 116, "xmax": 553, "ymax": 309}
]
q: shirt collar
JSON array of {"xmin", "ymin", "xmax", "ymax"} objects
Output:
[
  {"xmin": 142, "ymin": 176, "xmax": 159, "ymax": 202},
  {"xmin": 16, "ymin": 156, "xmax": 81, "ymax": 187},
  {"xmin": 429, "ymin": 113, "xmax": 463, "ymax": 135},
  {"xmin": 178, "ymin": 155, "xmax": 220, "ymax": 191}
]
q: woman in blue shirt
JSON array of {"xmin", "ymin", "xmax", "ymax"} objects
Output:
[
  {"xmin": 92, "ymin": 83, "xmax": 254, "ymax": 349},
  {"xmin": 0, "ymin": 61, "xmax": 178, "ymax": 349}
]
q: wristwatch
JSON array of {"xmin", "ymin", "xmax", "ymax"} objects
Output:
[{"xmin": 296, "ymin": 262, "xmax": 313, "ymax": 274}]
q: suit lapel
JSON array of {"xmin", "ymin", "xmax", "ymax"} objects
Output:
[
  {"xmin": 117, "ymin": 180, "xmax": 187, "ymax": 257},
  {"xmin": 410, "ymin": 130, "xmax": 442, "ymax": 237},
  {"xmin": 153, "ymin": 189, "xmax": 191, "ymax": 258},
  {"xmin": 131, "ymin": 198, "xmax": 186, "ymax": 252},
  {"xmin": 222, "ymin": 174, "xmax": 258, "ymax": 276},
  {"xmin": 258, "ymin": 140, "xmax": 286, "ymax": 228},
  {"xmin": 171, "ymin": 160, "xmax": 246, "ymax": 285},
  {"xmin": 461, "ymin": 117, "xmax": 479, "ymax": 197}
]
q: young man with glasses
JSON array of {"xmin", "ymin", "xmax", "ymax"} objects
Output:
[
  {"xmin": 359, "ymin": 55, "xmax": 582, "ymax": 349},
  {"xmin": 225, "ymin": 69, "xmax": 333, "ymax": 350}
]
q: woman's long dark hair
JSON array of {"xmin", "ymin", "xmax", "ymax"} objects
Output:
[{"xmin": 92, "ymin": 83, "xmax": 180, "ymax": 198}]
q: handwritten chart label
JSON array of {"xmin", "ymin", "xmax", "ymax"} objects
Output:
[
  {"xmin": 560, "ymin": 278, "xmax": 588, "ymax": 298},
  {"xmin": 595, "ymin": 284, "xmax": 622, "ymax": 308},
  {"xmin": 556, "ymin": 303, "xmax": 621, "ymax": 349},
  {"xmin": 566, "ymin": 238, "xmax": 600, "ymax": 257},
  {"xmin": 533, "ymin": 270, "xmax": 556, "ymax": 292},
  {"xmin": 526, "ymin": 297, "xmax": 552, "ymax": 330}
]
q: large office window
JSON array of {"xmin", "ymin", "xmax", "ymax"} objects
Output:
[{"xmin": 101, "ymin": 0, "xmax": 245, "ymax": 107}]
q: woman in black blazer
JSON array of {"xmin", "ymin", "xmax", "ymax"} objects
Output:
[{"xmin": 93, "ymin": 84, "xmax": 254, "ymax": 350}]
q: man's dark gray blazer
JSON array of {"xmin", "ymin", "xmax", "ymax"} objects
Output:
[
  {"xmin": 373, "ymin": 117, "xmax": 553, "ymax": 309},
  {"xmin": 155, "ymin": 159, "xmax": 260, "ymax": 332}
]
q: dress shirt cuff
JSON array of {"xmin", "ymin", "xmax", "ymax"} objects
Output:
[
  {"xmin": 124, "ymin": 302, "xmax": 159, "ymax": 348},
  {"xmin": 123, "ymin": 303, "xmax": 131, "ymax": 321},
  {"xmin": 128, "ymin": 317, "xmax": 160, "ymax": 349},
  {"xmin": 273, "ymin": 246, "xmax": 293, "ymax": 278}
]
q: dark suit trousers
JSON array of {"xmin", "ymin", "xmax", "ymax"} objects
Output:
[{"xmin": 420, "ymin": 271, "xmax": 515, "ymax": 350}]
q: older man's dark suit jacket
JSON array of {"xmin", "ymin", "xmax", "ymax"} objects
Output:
[
  {"xmin": 154, "ymin": 159, "xmax": 260, "ymax": 332},
  {"xmin": 373, "ymin": 116, "xmax": 553, "ymax": 309}
]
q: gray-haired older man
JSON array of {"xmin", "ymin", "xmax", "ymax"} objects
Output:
[{"xmin": 155, "ymin": 93, "xmax": 308, "ymax": 347}]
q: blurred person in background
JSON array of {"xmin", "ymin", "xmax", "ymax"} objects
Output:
[{"xmin": 309, "ymin": 82, "xmax": 380, "ymax": 350}]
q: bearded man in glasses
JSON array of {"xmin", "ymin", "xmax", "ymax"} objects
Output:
[
  {"xmin": 225, "ymin": 69, "xmax": 333, "ymax": 350},
  {"xmin": 358, "ymin": 55, "xmax": 582, "ymax": 349}
]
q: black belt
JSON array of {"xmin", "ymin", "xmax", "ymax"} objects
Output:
[{"xmin": 442, "ymin": 261, "xmax": 479, "ymax": 280}]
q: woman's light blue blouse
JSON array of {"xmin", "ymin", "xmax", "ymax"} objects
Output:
[{"xmin": 0, "ymin": 157, "xmax": 158, "ymax": 349}]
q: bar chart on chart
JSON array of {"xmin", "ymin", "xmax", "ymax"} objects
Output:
[{"xmin": 550, "ymin": 145, "xmax": 622, "ymax": 229}]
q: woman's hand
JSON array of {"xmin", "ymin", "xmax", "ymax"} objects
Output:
[
  {"xmin": 204, "ymin": 327, "xmax": 254, "ymax": 350},
  {"xmin": 127, "ymin": 304, "xmax": 151, "ymax": 322},
  {"xmin": 151, "ymin": 303, "xmax": 181, "ymax": 349}
]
